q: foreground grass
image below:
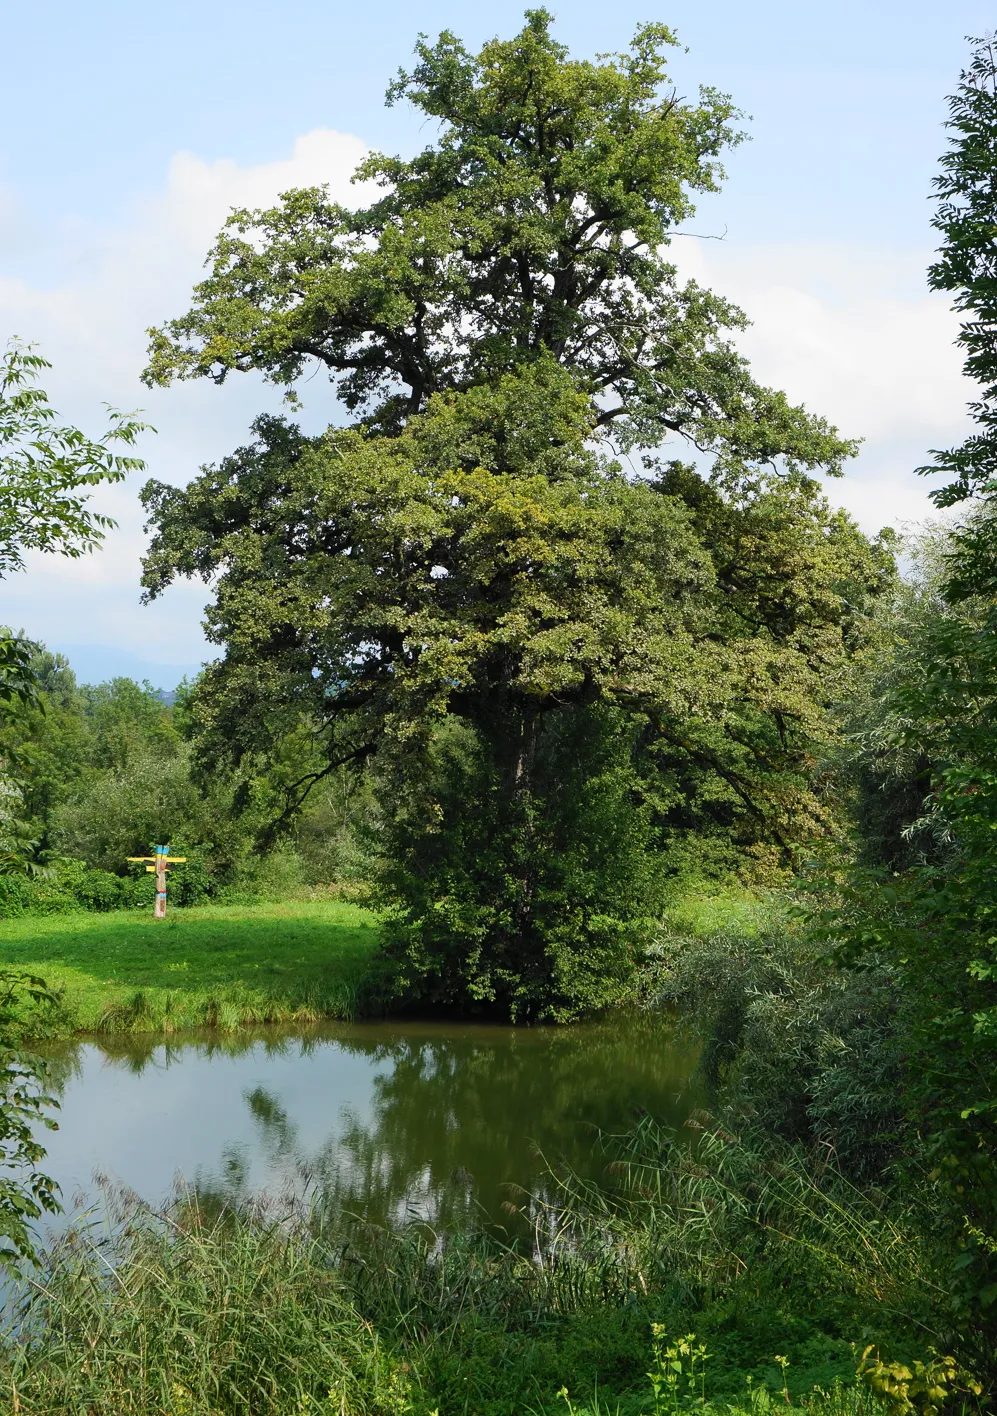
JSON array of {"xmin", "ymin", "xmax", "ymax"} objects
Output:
[
  {"xmin": 0, "ymin": 1121, "xmax": 939, "ymax": 1416},
  {"xmin": 0, "ymin": 901, "xmax": 379, "ymax": 1037}
]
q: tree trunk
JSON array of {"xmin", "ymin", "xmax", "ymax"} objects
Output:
[{"xmin": 498, "ymin": 708, "xmax": 540, "ymax": 947}]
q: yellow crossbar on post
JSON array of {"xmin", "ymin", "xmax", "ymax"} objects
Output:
[{"xmin": 126, "ymin": 845, "xmax": 187, "ymax": 919}]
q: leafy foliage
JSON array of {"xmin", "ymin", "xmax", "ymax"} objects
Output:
[
  {"xmin": 0, "ymin": 631, "xmax": 38, "ymax": 721},
  {"xmin": 920, "ymin": 38, "xmax": 997, "ymax": 506},
  {"xmin": 657, "ymin": 927, "xmax": 907, "ymax": 1182},
  {"xmin": 0, "ymin": 970, "xmax": 59, "ymax": 1266},
  {"xmin": 0, "ymin": 340, "xmax": 147, "ymax": 575},
  {"xmin": 833, "ymin": 567, "xmax": 997, "ymax": 1332},
  {"xmin": 0, "ymin": 634, "xmax": 48, "ymax": 881},
  {"xmin": 858, "ymin": 1347, "xmax": 982, "ymax": 1416},
  {"xmin": 142, "ymin": 370, "xmax": 712, "ymax": 780},
  {"xmin": 0, "ymin": 336, "xmax": 148, "ymax": 881}
]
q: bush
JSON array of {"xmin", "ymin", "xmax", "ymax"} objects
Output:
[
  {"xmin": 0, "ymin": 846, "xmax": 323, "ymax": 919},
  {"xmin": 53, "ymin": 858, "xmax": 152, "ymax": 912},
  {"xmin": 293, "ymin": 761, "xmax": 377, "ymax": 884},
  {"xmin": 0, "ymin": 854, "xmax": 220, "ymax": 919},
  {"xmin": 0, "ymin": 873, "xmax": 77, "ymax": 917},
  {"xmin": 656, "ymin": 927, "xmax": 908, "ymax": 1182},
  {"xmin": 0, "ymin": 876, "xmax": 29, "ymax": 918}
]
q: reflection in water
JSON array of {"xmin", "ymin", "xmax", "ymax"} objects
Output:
[{"xmin": 38, "ymin": 1016, "xmax": 702, "ymax": 1232}]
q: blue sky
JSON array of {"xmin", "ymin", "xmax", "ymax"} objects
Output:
[{"xmin": 1, "ymin": 0, "xmax": 992, "ymax": 686}]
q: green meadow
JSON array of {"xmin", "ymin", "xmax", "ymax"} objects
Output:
[{"xmin": 0, "ymin": 901, "xmax": 380, "ymax": 1036}]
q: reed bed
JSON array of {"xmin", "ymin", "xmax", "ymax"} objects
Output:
[
  {"xmin": 1, "ymin": 1187, "xmax": 407, "ymax": 1416},
  {"xmin": 0, "ymin": 1117, "xmax": 959, "ymax": 1416}
]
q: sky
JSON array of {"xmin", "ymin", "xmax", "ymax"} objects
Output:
[{"xmin": 1, "ymin": 0, "xmax": 993, "ymax": 688}]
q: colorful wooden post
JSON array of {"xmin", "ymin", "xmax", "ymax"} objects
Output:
[{"xmin": 126, "ymin": 845, "xmax": 187, "ymax": 918}]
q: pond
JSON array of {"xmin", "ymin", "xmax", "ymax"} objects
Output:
[{"xmin": 38, "ymin": 1015, "xmax": 703, "ymax": 1235}]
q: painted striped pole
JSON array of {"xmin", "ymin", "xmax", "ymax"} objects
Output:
[{"xmin": 126, "ymin": 845, "xmax": 188, "ymax": 919}]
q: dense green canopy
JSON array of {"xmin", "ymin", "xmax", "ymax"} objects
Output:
[
  {"xmin": 922, "ymin": 37, "xmax": 997, "ymax": 504},
  {"xmin": 140, "ymin": 12, "xmax": 889, "ymax": 1016},
  {"xmin": 143, "ymin": 365, "xmax": 889, "ymax": 846},
  {"xmin": 144, "ymin": 12, "xmax": 851, "ymax": 480}
]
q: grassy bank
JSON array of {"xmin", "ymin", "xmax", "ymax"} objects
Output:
[
  {"xmin": 0, "ymin": 901, "xmax": 379, "ymax": 1037},
  {"xmin": 0, "ymin": 884, "xmax": 774, "ymax": 1041}
]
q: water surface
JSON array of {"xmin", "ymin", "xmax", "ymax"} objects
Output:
[{"xmin": 40, "ymin": 1015, "xmax": 701, "ymax": 1231}]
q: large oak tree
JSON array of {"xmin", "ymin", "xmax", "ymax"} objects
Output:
[{"xmin": 141, "ymin": 12, "xmax": 890, "ymax": 1017}]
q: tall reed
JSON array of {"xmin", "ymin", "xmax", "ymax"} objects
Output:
[
  {"xmin": 0, "ymin": 1117, "xmax": 958, "ymax": 1416},
  {"xmin": 0, "ymin": 1185, "xmax": 408, "ymax": 1416},
  {"xmin": 529, "ymin": 1114, "xmax": 945, "ymax": 1341}
]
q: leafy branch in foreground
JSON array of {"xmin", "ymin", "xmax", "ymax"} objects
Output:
[{"xmin": 0, "ymin": 339, "xmax": 150, "ymax": 575}]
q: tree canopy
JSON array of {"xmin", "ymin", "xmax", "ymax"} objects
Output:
[
  {"xmin": 140, "ymin": 12, "xmax": 888, "ymax": 1017},
  {"xmin": 143, "ymin": 366, "xmax": 889, "ymax": 845},
  {"xmin": 144, "ymin": 11, "xmax": 851, "ymax": 483},
  {"xmin": 921, "ymin": 36, "xmax": 997, "ymax": 505}
]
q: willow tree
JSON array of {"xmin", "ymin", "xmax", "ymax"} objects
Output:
[{"xmin": 141, "ymin": 12, "xmax": 890, "ymax": 1018}]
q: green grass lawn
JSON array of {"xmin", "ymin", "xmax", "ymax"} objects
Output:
[
  {"xmin": 660, "ymin": 882, "xmax": 780, "ymax": 937},
  {"xmin": 0, "ymin": 901, "xmax": 380, "ymax": 1038}
]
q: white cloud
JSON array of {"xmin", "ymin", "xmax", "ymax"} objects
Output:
[
  {"xmin": 1, "ymin": 130, "xmax": 372, "ymax": 672},
  {"xmin": 0, "ymin": 143, "xmax": 980, "ymax": 680},
  {"xmin": 672, "ymin": 236, "xmax": 973, "ymax": 530},
  {"xmin": 0, "ymin": 127, "xmax": 372, "ymax": 400}
]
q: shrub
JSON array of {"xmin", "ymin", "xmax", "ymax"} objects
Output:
[
  {"xmin": 0, "ymin": 854, "xmax": 220, "ymax": 918},
  {"xmin": 52, "ymin": 858, "xmax": 151, "ymax": 912},
  {"xmin": 0, "ymin": 876, "xmax": 28, "ymax": 918},
  {"xmin": 6, "ymin": 875, "xmax": 77, "ymax": 916},
  {"xmin": 657, "ymin": 927, "xmax": 908, "ymax": 1182}
]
